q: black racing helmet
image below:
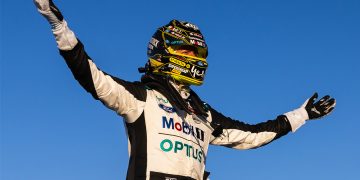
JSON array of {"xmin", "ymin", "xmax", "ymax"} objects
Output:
[{"xmin": 144, "ymin": 19, "xmax": 208, "ymax": 86}]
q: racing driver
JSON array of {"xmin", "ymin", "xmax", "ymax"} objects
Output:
[{"xmin": 34, "ymin": 0, "xmax": 336, "ymax": 179}]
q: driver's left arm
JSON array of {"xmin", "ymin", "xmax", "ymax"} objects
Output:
[
  {"xmin": 209, "ymin": 93, "xmax": 335, "ymax": 149},
  {"xmin": 209, "ymin": 107, "xmax": 293, "ymax": 149}
]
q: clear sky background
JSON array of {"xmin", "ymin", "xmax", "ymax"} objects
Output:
[{"xmin": 1, "ymin": 0, "xmax": 359, "ymax": 179}]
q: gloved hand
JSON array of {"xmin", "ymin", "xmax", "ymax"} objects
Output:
[
  {"xmin": 302, "ymin": 92, "xmax": 336, "ymax": 120},
  {"xmin": 34, "ymin": 0, "xmax": 64, "ymax": 31},
  {"xmin": 284, "ymin": 92, "xmax": 336, "ymax": 132}
]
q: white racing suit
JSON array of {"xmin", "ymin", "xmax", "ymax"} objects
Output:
[{"xmin": 54, "ymin": 21, "xmax": 307, "ymax": 180}]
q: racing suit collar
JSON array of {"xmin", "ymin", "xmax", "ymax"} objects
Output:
[{"xmin": 169, "ymin": 80, "xmax": 191, "ymax": 100}]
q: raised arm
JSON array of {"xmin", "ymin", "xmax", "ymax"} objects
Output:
[
  {"xmin": 34, "ymin": 0, "xmax": 147, "ymax": 123},
  {"xmin": 210, "ymin": 93, "xmax": 336, "ymax": 149}
]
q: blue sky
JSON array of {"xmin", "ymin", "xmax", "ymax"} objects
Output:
[{"xmin": 1, "ymin": 0, "xmax": 359, "ymax": 179}]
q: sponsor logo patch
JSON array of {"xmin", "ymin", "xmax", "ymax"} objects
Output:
[
  {"xmin": 160, "ymin": 138, "xmax": 203, "ymax": 163},
  {"xmin": 159, "ymin": 104, "xmax": 176, "ymax": 113}
]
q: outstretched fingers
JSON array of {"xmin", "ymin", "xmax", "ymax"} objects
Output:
[
  {"xmin": 307, "ymin": 92, "xmax": 318, "ymax": 106},
  {"xmin": 318, "ymin": 95, "xmax": 330, "ymax": 106}
]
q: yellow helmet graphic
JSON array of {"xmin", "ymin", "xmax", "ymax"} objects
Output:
[{"xmin": 142, "ymin": 20, "xmax": 208, "ymax": 86}]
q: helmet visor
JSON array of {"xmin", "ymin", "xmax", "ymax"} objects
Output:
[{"xmin": 162, "ymin": 31, "xmax": 208, "ymax": 60}]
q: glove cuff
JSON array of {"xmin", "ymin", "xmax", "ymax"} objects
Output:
[
  {"xmin": 52, "ymin": 20, "xmax": 78, "ymax": 50},
  {"xmin": 37, "ymin": 9, "xmax": 63, "ymax": 31},
  {"xmin": 284, "ymin": 107, "xmax": 309, "ymax": 132}
]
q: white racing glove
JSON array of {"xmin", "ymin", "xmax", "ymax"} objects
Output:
[
  {"xmin": 34, "ymin": 0, "xmax": 77, "ymax": 50},
  {"xmin": 285, "ymin": 92, "xmax": 336, "ymax": 132},
  {"xmin": 34, "ymin": 0, "xmax": 64, "ymax": 31}
]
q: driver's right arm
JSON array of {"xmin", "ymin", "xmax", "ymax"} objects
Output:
[{"xmin": 34, "ymin": 0, "xmax": 146, "ymax": 123}]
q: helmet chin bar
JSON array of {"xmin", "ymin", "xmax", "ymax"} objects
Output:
[{"xmin": 144, "ymin": 54, "xmax": 207, "ymax": 86}]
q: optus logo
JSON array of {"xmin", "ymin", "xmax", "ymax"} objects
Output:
[{"xmin": 160, "ymin": 139, "xmax": 203, "ymax": 163}]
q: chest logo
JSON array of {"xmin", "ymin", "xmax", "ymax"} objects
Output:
[
  {"xmin": 159, "ymin": 104, "xmax": 176, "ymax": 113},
  {"xmin": 156, "ymin": 96, "xmax": 176, "ymax": 113}
]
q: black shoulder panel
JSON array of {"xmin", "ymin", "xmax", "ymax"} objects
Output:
[{"xmin": 108, "ymin": 75, "xmax": 147, "ymax": 102}]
